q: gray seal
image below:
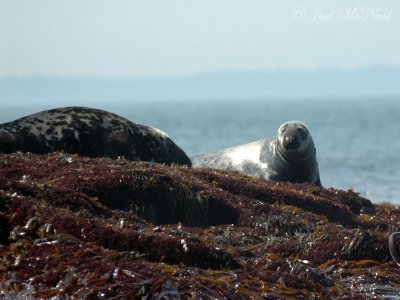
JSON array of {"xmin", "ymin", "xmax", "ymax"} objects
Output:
[
  {"xmin": 0, "ymin": 106, "xmax": 191, "ymax": 166},
  {"xmin": 191, "ymin": 120, "xmax": 321, "ymax": 185}
]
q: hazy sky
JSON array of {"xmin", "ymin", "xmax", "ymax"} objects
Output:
[{"xmin": 1, "ymin": 0, "xmax": 399, "ymax": 77}]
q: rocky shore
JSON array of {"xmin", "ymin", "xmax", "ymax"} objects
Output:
[{"xmin": 1, "ymin": 152, "xmax": 400, "ymax": 299}]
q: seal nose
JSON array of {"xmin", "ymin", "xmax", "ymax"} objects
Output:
[{"xmin": 284, "ymin": 135, "xmax": 299, "ymax": 150}]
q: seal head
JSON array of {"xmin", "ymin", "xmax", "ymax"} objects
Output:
[
  {"xmin": 277, "ymin": 121, "xmax": 313, "ymax": 158},
  {"xmin": 271, "ymin": 121, "xmax": 320, "ymax": 185}
]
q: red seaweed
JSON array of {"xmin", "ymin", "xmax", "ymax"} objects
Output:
[{"xmin": 0, "ymin": 152, "xmax": 399, "ymax": 299}]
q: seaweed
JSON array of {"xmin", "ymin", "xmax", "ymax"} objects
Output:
[{"xmin": 0, "ymin": 152, "xmax": 399, "ymax": 299}]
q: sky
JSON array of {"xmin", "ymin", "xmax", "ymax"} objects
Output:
[{"xmin": 1, "ymin": 0, "xmax": 400, "ymax": 77}]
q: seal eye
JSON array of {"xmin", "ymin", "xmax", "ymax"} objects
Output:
[{"xmin": 297, "ymin": 127, "xmax": 308, "ymax": 139}]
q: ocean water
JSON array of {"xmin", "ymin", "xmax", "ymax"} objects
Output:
[{"xmin": 0, "ymin": 99, "xmax": 399, "ymax": 204}]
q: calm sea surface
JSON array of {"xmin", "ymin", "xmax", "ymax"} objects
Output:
[{"xmin": 0, "ymin": 99, "xmax": 399, "ymax": 204}]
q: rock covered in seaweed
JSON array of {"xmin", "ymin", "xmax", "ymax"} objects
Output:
[{"xmin": 0, "ymin": 152, "xmax": 400, "ymax": 299}]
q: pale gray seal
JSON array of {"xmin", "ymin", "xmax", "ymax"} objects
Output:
[
  {"xmin": 191, "ymin": 121, "xmax": 321, "ymax": 185},
  {"xmin": 0, "ymin": 106, "xmax": 191, "ymax": 166}
]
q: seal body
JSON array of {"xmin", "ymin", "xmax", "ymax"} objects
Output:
[
  {"xmin": 0, "ymin": 107, "xmax": 191, "ymax": 166},
  {"xmin": 191, "ymin": 121, "xmax": 321, "ymax": 185}
]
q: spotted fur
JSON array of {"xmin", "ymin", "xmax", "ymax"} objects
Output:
[{"xmin": 0, "ymin": 107, "xmax": 191, "ymax": 166}]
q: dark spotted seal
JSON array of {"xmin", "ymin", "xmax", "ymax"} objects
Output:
[
  {"xmin": 191, "ymin": 120, "xmax": 321, "ymax": 185},
  {"xmin": 0, "ymin": 107, "xmax": 191, "ymax": 166}
]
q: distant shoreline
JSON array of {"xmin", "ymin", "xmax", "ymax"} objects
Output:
[{"xmin": 1, "ymin": 67, "xmax": 400, "ymax": 104}]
